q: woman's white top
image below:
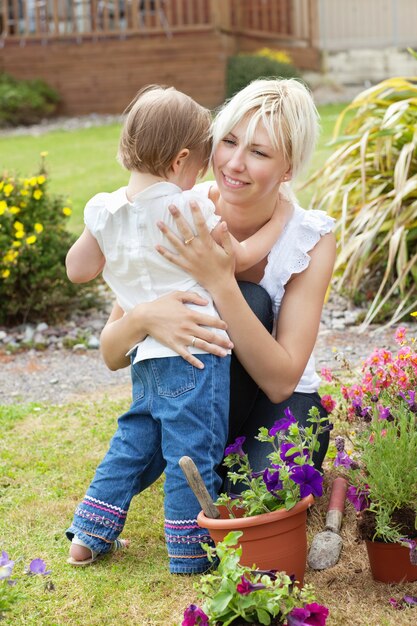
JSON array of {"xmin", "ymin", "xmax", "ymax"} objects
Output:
[
  {"xmin": 195, "ymin": 181, "xmax": 335, "ymax": 393},
  {"xmin": 84, "ymin": 181, "xmax": 229, "ymax": 364}
]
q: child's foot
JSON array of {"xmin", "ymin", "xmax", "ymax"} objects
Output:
[{"xmin": 67, "ymin": 536, "xmax": 130, "ymax": 566}]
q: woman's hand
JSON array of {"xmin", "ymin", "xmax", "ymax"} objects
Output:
[
  {"xmin": 156, "ymin": 201, "xmax": 236, "ymax": 293},
  {"xmin": 100, "ymin": 292, "xmax": 233, "ymax": 371}
]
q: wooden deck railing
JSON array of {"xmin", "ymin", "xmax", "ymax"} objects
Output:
[{"xmin": 0, "ymin": 0, "xmax": 212, "ymax": 42}]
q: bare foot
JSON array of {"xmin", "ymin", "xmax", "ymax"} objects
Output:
[{"xmin": 69, "ymin": 542, "xmax": 93, "ymax": 562}]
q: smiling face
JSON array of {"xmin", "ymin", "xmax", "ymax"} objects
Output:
[{"xmin": 212, "ymin": 114, "xmax": 291, "ymax": 214}]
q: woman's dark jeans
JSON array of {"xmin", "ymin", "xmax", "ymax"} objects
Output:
[{"xmin": 228, "ymin": 282, "xmax": 330, "ymax": 474}]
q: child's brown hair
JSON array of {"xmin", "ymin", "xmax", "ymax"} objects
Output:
[{"xmin": 117, "ymin": 84, "xmax": 212, "ymax": 177}]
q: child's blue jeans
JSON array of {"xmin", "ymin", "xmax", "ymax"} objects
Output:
[{"xmin": 66, "ymin": 353, "xmax": 230, "ymax": 574}]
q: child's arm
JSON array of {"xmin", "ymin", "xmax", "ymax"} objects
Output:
[
  {"xmin": 66, "ymin": 227, "xmax": 105, "ymax": 283},
  {"xmin": 212, "ymin": 196, "xmax": 293, "ymax": 272}
]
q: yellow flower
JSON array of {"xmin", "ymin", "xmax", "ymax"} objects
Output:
[
  {"xmin": 9, "ymin": 206, "xmax": 20, "ymax": 214},
  {"xmin": 255, "ymin": 47, "xmax": 292, "ymax": 64},
  {"xmin": 29, "ymin": 177, "xmax": 38, "ymax": 187},
  {"xmin": 12, "ymin": 240, "xmax": 21, "ymax": 248},
  {"xmin": 1, "ymin": 269, "xmax": 10, "ymax": 279},
  {"xmin": 34, "ymin": 222, "xmax": 44, "ymax": 233},
  {"xmin": 26, "ymin": 235, "xmax": 37, "ymax": 245},
  {"xmin": 13, "ymin": 221, "xmax": 24, "ymax": 231},
  {"xmin": 33, "ymin": 189, "xmax": 43, "ymax": 200},
  {"xmin": 411, "ymin": 311, "xmax": 417, "ymax": 317},
  {"xmin": 20, "ymin": 189, "xmax": 29, "ymax": 196},
  {"xmin": 15, "ymin": 230, "xmax": 25, "ymax": 239},
  {"xmin": 62, "ymin": 207, "xmax": 72, "ymax": 216},
  {"xmin": 0, "ymin": 200, "xmax": 7, "ymax": 215},
  {"xmin": 4, "ymin": 250, "xmax": 18, "ymax": 263},
  {"xmin": 0, "ymin": 181, "xmax": 4, "ymax": 191},
  {"xmin": 37, "ymin": 175, "xmax": 46, "ymax": 185},
  {"xmin": 3, "ymin": 183, "xmax": 14, "ymax": 196},
  {"xmin": 40, "ymin": 151, "xmax": 48, "ymax": 157},
  {"xmin": 20, "ymin": 202, "xmax": 27, "ymax": 208}
]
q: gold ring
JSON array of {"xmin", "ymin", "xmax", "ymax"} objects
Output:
[
  {"xmin": 184, "ymin": 235, "xmax": 195, "ymax": 245},
  {"xmin": 191, "ymin": 336, "xmax": 197, "ymax": 347}
]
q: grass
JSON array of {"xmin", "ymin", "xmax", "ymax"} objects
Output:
[
  {"xmin": 2, "ymin": 396, "xmax": 417, "ymax": 625},
  {"xmin": 0, "ymin": 103, "xmax": 348, "ymax": 235}
]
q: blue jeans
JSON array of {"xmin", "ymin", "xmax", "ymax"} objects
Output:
[{"xmin": 66, "ymin": 353, "xmax": 230, "ymax": 574}]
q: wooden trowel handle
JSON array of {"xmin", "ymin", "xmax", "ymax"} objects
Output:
[
  {"xmin": 325, "ymin": 477, "xmax": 348, "ymax": 533},
  {"xmin": 179, "ymin": 456, "xmax": 220, "ymax": 519}
]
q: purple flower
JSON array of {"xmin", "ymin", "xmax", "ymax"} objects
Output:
[
  {"xmin": 182, "ymin": 604, "xmax": 209, "ymax": 626},
  {"xmin": 236, "ymin": 574, "xmax": 266, "ymax": 595},
  {"xmin": 346, "ymin": 485, "xmax": 369, "ymax": 512},
  {"xmin": 269, "ymin": 408, "xmax": 296, "ymax": 436},
  {"xmin": 399, "ymin": 391, "xmax": 417, "ymax": 413},
  {"xmin": 290, "ymin": 465, "xmax": 323, "ymax": 498},
  {"xmin": 225, "ymin": 436, "xmax": 246, "ymax": 458},
  {"xmin": 399, "ymin": 538, "xmax": 417, "ymax": 565},
  {"xmin": 0, "ymin": 551, "xmax": 14, "ymax": 580},
  {"xmin": 334, "ymin": 436, "xmax": 345, "ymax": 452},
  {"xmin": 334, "ymin": 450, "xmax": 355, "ymax": 469},
  {"xmin": 378, "ymin": 405, "xmax": 393, "ymax": 421},
  {"xmin": 287, "ymin": 602, "xmax": 329, "ymax": 625},
  {"xmin": 280, "ymin": 442, "xmax": 309, "ymax": 465},
  {"xmin": 28, "ymin": 558, "xmax": 51, "ymax": 576},
  {"xmin": 404, "ymin": 595, "xmax": 417, "ymax": 605},
  {"xmin": 263, "ymin": 467, "xmax": 283, "ymax": 495}
]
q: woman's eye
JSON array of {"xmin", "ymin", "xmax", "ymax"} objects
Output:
[
  {"xmin": 253, "ymin": 150, "xmax": 267, "ymax": 157},
  {"xmin": 222, "ymin": 138, "xmax": 236, "ymax": 146}
]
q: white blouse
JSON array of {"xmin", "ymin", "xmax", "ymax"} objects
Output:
[
  {"xmin": 84, "ymin": 181, "xmax": 228, "ymax": 364},
  {"xmin": 195, "ymin": 181, "xmax": 335, "ymax": 393}
]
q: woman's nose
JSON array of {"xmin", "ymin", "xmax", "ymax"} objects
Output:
[{"xmin": 228, "ymin": 148, "xmax": 245, "ymax": 171}]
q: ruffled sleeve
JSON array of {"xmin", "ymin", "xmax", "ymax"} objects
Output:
[
  {"xmin": 260, "ymin": 206, "xmax": 335, "ymax": 315},
  {"xmin": 84, "ymin": 193, "xmax": 109, "ymax": 238}
]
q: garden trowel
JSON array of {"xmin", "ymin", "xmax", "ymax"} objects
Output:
[
  {"xmin": 307, "ymin": 476, "xmax": 348, "ymax": 570},
  {"xmin": 179, "ymin": 456, "xmax": 220, "ymax": 519}
]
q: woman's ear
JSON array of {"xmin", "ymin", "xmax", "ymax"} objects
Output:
[
  {"xmin": 281, "ymin": 167, "xmax": 292, "ymax": 183},
  {"xmin": 171, "ymin": 148, "xmax": 190, "ymax": 175}
]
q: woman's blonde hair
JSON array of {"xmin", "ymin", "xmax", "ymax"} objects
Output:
[
  {"xmin": 118, "ymin": 85, "xmax": 212, "ymax": 177},
  {"xmin": 211, "ymin": 78, "xmax": 319, "ymax": 179}
]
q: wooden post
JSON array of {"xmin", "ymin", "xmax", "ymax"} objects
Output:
[{"xmin": 211, "ymin": 0, "xmax": 231, "ymax": 32}]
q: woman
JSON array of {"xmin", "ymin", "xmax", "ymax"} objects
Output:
[{"xmin": 100, "ymin": 78, "xmax": 336, "ymax": 475}]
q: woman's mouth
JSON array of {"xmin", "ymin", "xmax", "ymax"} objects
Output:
[{"xmin": 222, "ymin": 173, "xmax": 248, "ymax": 189}]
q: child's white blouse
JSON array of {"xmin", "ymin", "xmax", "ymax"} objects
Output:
[
  {"xmin": 84, "ymin": 181, "xmax": 228, "ymax": 364},
  {"xmin": 195, "ymin": 181, "xmax": 335, "ymax": 394}
]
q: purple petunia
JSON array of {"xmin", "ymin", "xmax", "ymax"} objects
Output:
[
  {"xmin": 334, "ymin": 450, "xmax": 355, "ymax": 469},
  {"xmin": 346, "ymin": 485, "xmax": 369, "ymax": 512},
  {"xmin": 28, "ymin": 558, "xmax": 51, "ymax": 576},
  {"xmin": 399, "ymin": 538, "xmax": 417, "ymax": 565},
  {"xmin": 290, "ymin": 465, "xmax": 323, "ymax": 498},
  {"xmin": 0, "ymin": 551, "xmax": 14, "ymax": 580},
  {"xmin": 269, "ymin": 408, "xmax": 297, "ymax": 436},
  {"xmin": 399, "ymin": 390, "xmax": 417, "ymax": 413},
  {"xmin": 263, "ymin": 466, "xmax": 283, "ymax": 495},
  {"xmin": 236, "ymin": 574, "xmax": 266, "ymax": 595},
  {"xmin": 224, "ymin": 436, "xmax": 246, "ymax": 458},
  {"xmin": 182, "ymin": 604, "xmax": 209, "ymax": 626},
  {"xmin": 287, "ymin": 602, "xmax": 329, "ymax": 625},
  {"xmin": 280, "ymin": 442, "xmax": 309, "ymax": 465}
]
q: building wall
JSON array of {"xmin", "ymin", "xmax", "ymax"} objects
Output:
[{"xmin": 0, "ymin": 30, "xmax": 232, "ymax": 114}]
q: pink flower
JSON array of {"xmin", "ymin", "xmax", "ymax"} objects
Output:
[
  {"xmin": 395, "ymin": 326, "xmax": 407, "ymax": 344},
  {"xmin": 320, "ymin": 394, "xmax": 336, "ymax": 413},
  {"xmin": 320, "ymin": 367, "xmax": 333, "ymax": 382}
]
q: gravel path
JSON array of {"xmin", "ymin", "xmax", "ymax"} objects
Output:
[{"xmin": 0, "ymin": 320, "xmax": 406, "ymax": 406}]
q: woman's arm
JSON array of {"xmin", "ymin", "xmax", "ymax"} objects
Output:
[
  {"xmin": 156, "ymin": 203, "xmax": 336, "ymax": 403},
  {"xmin": 100, "ymin": 292, "xmax": 234, "ymax": 371}
]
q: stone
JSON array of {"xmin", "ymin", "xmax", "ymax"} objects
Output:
[
  {"xmin": 87, "ymin": 336, "xmax": 100, "ymax": 349},
  {"xmin": 36, "ymin": 322, "xmax": 49, "ymax": 332},
  {"xmin": 72, "ymin": 343, "xmax": 87, "ymax": 352}
]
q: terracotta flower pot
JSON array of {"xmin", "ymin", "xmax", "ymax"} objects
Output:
[
  {"xmin": 366, "ymin": 540, "xmax": 417, "ymax": 583},
  {"xmin": 197, "ymin": 495, "xmax": 314, "ymax": 585}
]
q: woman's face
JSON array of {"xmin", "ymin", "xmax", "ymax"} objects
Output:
[{"xmin": 212, "ymin": 115, "xmax": 291, "ymax": 211}]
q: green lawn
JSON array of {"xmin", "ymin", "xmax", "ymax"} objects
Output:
[{"xmin": 0, "ymin": 103, "xmax": 348, "ymax": 235}]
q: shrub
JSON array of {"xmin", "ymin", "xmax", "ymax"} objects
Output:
[
  {"xmin": 226, "ymin": 49, "xmax": 302, "ymax": 98},
  {"xmin": 306, "ymin": 76, "xmax": 417, "ymax": 327},
  {"xmin": 0, "ymin": 73, "xmax": 60, "ymax": 127},
  {"xmin": 0, "ymin": 155, "xmax": 101, "ymax": 325}
]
